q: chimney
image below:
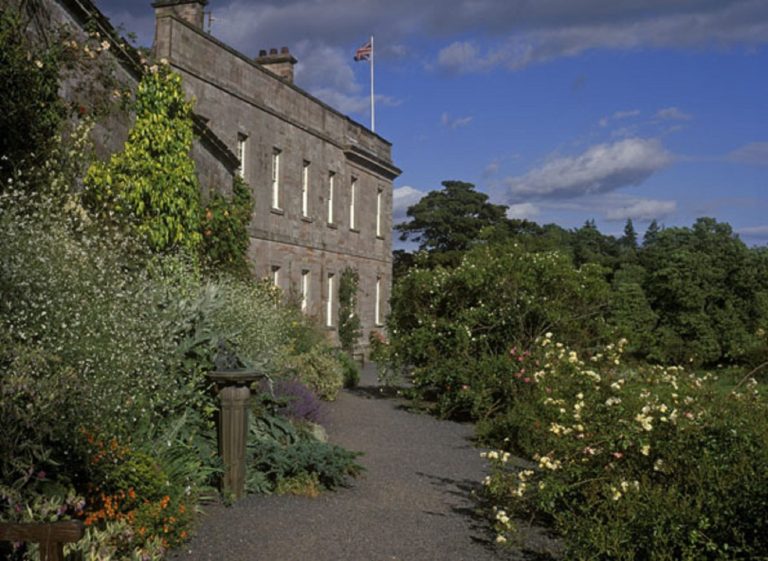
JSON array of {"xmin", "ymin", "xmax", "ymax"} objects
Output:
[
  {"xmin": 255, "ymin": 47, "xmax": 298, "ymax": 83},
  {"xmin": 152, "ymin": 0, "xmax": 208, "ymax": 30}
]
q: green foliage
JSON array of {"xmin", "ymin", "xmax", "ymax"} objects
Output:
[
  {"xmin": 200, "ymin": 176, "xmax": 253, "ymax": 276},
  {"xmin": 0, "ymin": 8, "xmax": 66, "ymax": 186},
  {"xmin": 84, "ymin": 62, "xmax": 202, "ymax": 251},
  {"xmin": 396, "ymin": 180, "xmax": 509, "ymax": 253},
  {"xmin": 481, "ymin": 336, "xmax": 768, "ymax": 560},
  {"xmin": 338, "ymin": 267, "xmax": 362, "ymax": 354},
  {"xmin": 247, "ymin": 396, "xmax": 363, "ymax": 494},
  {"xmin": 0, "ymin": 189, "xmax": 219, "ymax": 556},
  {"xmin": 386, "ymin": 241, "xmax": 612, "ymax": 417},
  {"xmin": 640, "ymin": 218, "xmax": 766, "ymax": 365},
  {"xmin": 336, "ymin": 350, "xmax": 361, "ymax": 388},
  {"xmin": 282, "ymin": 345, "xmax": 345, "ymax": 401}
]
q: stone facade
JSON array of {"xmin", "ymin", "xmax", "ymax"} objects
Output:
[{"xmin": 152, "ymin": 0, "xmax": 400, "ymax": 347}]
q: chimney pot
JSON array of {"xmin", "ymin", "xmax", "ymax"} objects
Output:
[
  {"xmin": 259, "ymin": 49, "xmax": 267, "ymax": 56},
  {"xmin": 281, "ymin": 46, "xmax": 289, "ymax": 54},
  {"xmin": 269, "ymin": 48, "xmax": 278, "ymax": 55}
]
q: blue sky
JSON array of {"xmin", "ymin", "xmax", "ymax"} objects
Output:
[{"xmin": 98, "ymin": 0, "xmax": 767, "ymax": 245}]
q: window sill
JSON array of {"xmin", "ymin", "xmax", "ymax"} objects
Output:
[
  {"xmin": 270, "ymin": 207, "xmax": 284, "ymax": 215},
  {"xmin": 327, "ymin": 222, "xmax": 338, "ymax": 229},
  {"xmin": 350, "ymin": 228, "xmax": 360, "ymax": 234},
  {"xmin": 301, "ymin": 216, "xmax": 313, "ymax": 223},
  {"xmin": 376, "ymin": 235, "xmax": 385, "ymax": 240}
]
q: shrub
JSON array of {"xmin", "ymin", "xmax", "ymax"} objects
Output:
[
  {"xmin": 386, "ymin": 241, "xmax": 612, "ymax": 418},
  {"xmin": 0, "ymin": 190, "xmax": 218, "ymax": 556},
  {"xmin": 84, "ymin": 61, "xmax": 202, "ymax": 252},
  {"xmin": 247, "ymin": 401, "xmax": 363, "ymax": 495},
  {"xmin": 337, "ymin": 350, "xmax": 361, "ymax": 388},
  {"xmin": 262, "ymin": 378, "xmax": 326, "ymax": 425},
  {"xmin": 481, "ymin": 335, "xmax": 768, "ymax": 560},
  {"xmin": 282, "ymin": 345, "xmax": 344, "ymax": 401}
]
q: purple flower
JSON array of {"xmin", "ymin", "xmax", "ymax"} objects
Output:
[{"xmin": 261, "ymin": 379, "xmax": 326, "ymax": 425}]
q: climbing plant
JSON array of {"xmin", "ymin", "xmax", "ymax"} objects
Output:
[
  {"xmin": 200, "ymin": 175, "xmax": 253, "ymax": 276},
  {"xmin": 84, "ymin": 61, "xmax": 201, "ymax": 251},
  {"xmin": 338, "ymin": 267, "xmax": 362, "ymax": 354},
  {"xmin": 0, "ymin": 7, "xmax": 65, "ymax": 187}
]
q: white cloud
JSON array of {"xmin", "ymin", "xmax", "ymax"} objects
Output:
[
  {"xmin": 505, "ymin": 138, "xmax": 674, "ymax": 200},
  {"xmin": 604, "ymin": 198, "xmax": 677, "ymax": 221},
  {"xmin": 737, "ymin": 225, "xmax": 768, "ymax": 239},
  {"xmin": 101, "ymin": 0, "xmax": 768, "ymax": 68},
  {"xmin": 614, "ymin": 109, "xmax": 641, "ymax": 119},
  {"xmin": 507, "ymin": 203, "xmax": 540, "ymax": 220},
  {"xmin": 727, "ymin": 142, "xmax": 768, "ymax": 166},
  {"xmin": 654, "ymin": 107, "xmax": 693, "ymax": 121},
  {"xmin": 440, "ymin": 112, "xmax": 473, "ymax": 129},
  {"xmin": 392, "ymin": 186, "xmax": 427, "ymax": 220}
]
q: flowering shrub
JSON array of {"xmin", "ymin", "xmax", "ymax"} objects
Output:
[
  {"xmin": 386, "ymin": 241, "xmax": 612, "ymax": 417},
  {"xmin": 262, "ymin": 378, "xmax": 326, "ymax": 425},
  {"xmin": 481, "ymin": 335, "xmax": 768, "ymax": 560}
]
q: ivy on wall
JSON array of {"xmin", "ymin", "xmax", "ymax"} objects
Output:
[
  {"xmin": 0, "ymin": 8, "xmax": 65, "ymax": 186},
  {"xmin": 338, "ymin": 267, "xmax": 362, "ymax": 354},
  {"xmin": 200, "ymin": 175, "xmax": 253, "ymax": 276}
]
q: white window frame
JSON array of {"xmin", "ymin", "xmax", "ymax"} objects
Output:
[
  {"xmin": 271, "ymin": 265, "xmax": 280, "ymax": 288},
  {"xmin": 327, "ymin": 171, "xmax": 335, "ymax": 224},
  {"xmin": 271, "ymin": 148, "xmax": 282, "ymax": 209},
  {"xmin": 326, "ymin": 273, "xmax": 335, "ymax": 327},
  {"xmin": 302, "ymin": 160, "xmax": 310, "ymax": 218},
  {"xmin": 376, "ymin": 188, "xmax": 383, "ymax": 238},
  {"xmin": 349, "ymin": 177, "xmax": 357, "ymax": 230},
  {"xmin": 301, "ymin": 269, "xmax": 310, "ymax": 313},
  {"xmin": 237, "ymin": 133, "xmax": 248, "ymax": 180},
  {"xmin": 375, "ymin": 276, "xmax": 382, "ymax": 326}
]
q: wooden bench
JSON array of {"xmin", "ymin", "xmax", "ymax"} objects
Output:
[{"xmin": 0, "ymin": 521, "xmax": 84, "ymax": 561}]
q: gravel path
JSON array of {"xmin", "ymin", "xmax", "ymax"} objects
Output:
[{"xmin": 170, "ymin": 365, "xmax": 559, "ymax": 561}]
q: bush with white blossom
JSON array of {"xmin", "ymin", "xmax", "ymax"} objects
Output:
[{"xmin": 481, "ymin": 334, "xmax": 768, "ymax": 560}]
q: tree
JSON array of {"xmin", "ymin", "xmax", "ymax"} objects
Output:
[
  {"xmin": 621, "ymin": 219, "xmax": 638, "ymax": 250},
  {"xmin": 643, "ymin": 219, "xmax": 660, "ymax": 246},
  {"xmin": 395, "ymin": 180, "xmax": 508, "ymax": 253},
  {"xmin": 84, "ymin": 62, "xmax": 201, "ymax": 251}
]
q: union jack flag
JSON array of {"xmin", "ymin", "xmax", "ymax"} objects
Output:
[{"xmin": 354, "ymin": 39, "xmax": 372, "ymax": 61}]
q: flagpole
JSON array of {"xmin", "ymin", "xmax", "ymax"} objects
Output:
[{"xmin": 370, "ymin": 35, "xmax": 375, "ymax": 132}]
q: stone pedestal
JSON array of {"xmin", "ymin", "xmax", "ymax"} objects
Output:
[{"xmin": 208, "ymin": 370, "xmax": 265, "ymax": 501}]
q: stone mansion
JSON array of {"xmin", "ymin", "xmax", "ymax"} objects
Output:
[{"xmin": 12, "ymin": 0, "xmax": 400, "ymax": 348}]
